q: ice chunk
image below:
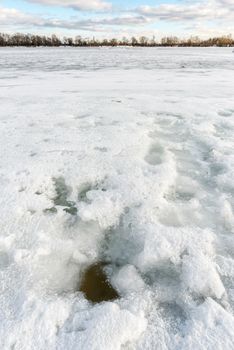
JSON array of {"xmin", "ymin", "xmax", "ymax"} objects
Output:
[
  {"xmin": 182, "ymin": 253, "xmax": 225, "ymax": 299},
  {"xmin": 59, "ymin": 303, "xmax": 147, "ymax": 350},
  {"xmin": 112, "ymin": 265, "xmax": 145, "ymax": 295}
]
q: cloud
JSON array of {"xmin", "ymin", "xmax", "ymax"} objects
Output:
[
  {"xmin": 185, "ymin": 21, "xmax": 234, "ymax": 39},
  {"xmin": 25, "ymin": 0, "xmax": 112, "ymax": 11},
  {"xmin": 0, "ymin": 7, "xmax": 40, "ymax": 26},
  {"xmin": 41, "ymin": 15, "xmax": 149, "ymax": 30},
  {"xmin": 33, "ymin": 16, "xmax": 149, "ymax": 33},
  {"xmin": 0, "ymin": 7, "xmax": 148, "ymax": 32},
  {"xmin": 217, "ymin": 0, "xmax": 234, "ymax": 8},
  {"xmin": 136, "ymin": 0, "xmax": 234, "ymax": 22},
  {"xmin": 1, "ymin": 0, "xmax": 234, "ymax": 37}
]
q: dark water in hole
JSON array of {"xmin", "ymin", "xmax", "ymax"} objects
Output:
[{"xmin": 79, "ymin": 263, "xmax": 119, "ymax": 303}]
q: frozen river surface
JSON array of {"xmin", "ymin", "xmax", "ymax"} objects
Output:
[{"xmin": 0, "ymin": 47, "xmax": 234, "ymax": 349}]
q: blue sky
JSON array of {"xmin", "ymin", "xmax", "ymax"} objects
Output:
[{"xmin": 0, "ymin": 0, "xmax": 233, "ymax": 39}]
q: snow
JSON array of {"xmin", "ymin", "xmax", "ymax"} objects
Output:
[{"xmin": 0, "ymin": 47, "xmax": 234, "ymax": 349}]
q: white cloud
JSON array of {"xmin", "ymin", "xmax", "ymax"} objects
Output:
[
  {"xmin": 26, "ymin": 0, "xmax": 112, "ymax": 11},
  {"xmin": 0, "ymin": 7, "xmax": 40, "ymax": 26},
  {"xmin": 1, "ymin": 0, "xmax": 234, "ymax": 37},
  {"xmin": 185, "ymin": 21, "xmax": 234, "ymax": 39},
  {"xmin": 42, "ymin": 15, "xmax": 149, "ymax": 29},
  {"xmin": 137, "ymin": 0, "xmax": 234, "ymax": 22},
  {"xmin": 0, "ymin": 7, "xmax": 148, "ymax": 32}
]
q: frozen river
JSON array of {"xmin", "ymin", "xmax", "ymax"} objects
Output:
[{"xmin": 0, "ymin": 47, "xmax": 234, "ymax": 349}]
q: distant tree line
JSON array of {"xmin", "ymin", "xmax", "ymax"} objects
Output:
[{"xmin": 0, "ymin": 33, "xmax": 234, "ymax": 47}]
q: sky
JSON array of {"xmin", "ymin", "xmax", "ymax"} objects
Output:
[{"xmin": 0, "ymin": 0, "xmax": 234, "ymax": 39}]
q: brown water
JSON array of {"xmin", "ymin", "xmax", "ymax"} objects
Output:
[{"xmin": 79, "ymin": 263, "xmax": 119, "ymax": 303}]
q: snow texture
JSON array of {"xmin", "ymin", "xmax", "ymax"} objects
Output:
[{"xmin": 0, "ymin": 47, "xmax": 234, "ymax": 349}]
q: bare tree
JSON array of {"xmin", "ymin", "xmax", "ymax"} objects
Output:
[{"xmin": 0, "ymin": 33, "xmax": 233, "ymax": 47}]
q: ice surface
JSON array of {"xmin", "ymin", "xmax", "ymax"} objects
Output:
[{"xmin": 0, "ymin": 47, "xmax": 234, "ymax": 349}]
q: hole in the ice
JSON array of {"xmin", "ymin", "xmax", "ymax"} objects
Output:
[
  {"xmin": 144, "ymin": 144, "xmax": 164, "ymax": 166},
  {"xmin": 79, "ymin": 262, "xmax": 119, "ymax": 303}
]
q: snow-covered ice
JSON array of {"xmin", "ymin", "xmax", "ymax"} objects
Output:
[{"xmin": 0, "ymin": 47, "xmax": 234, "ymax": 349}]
